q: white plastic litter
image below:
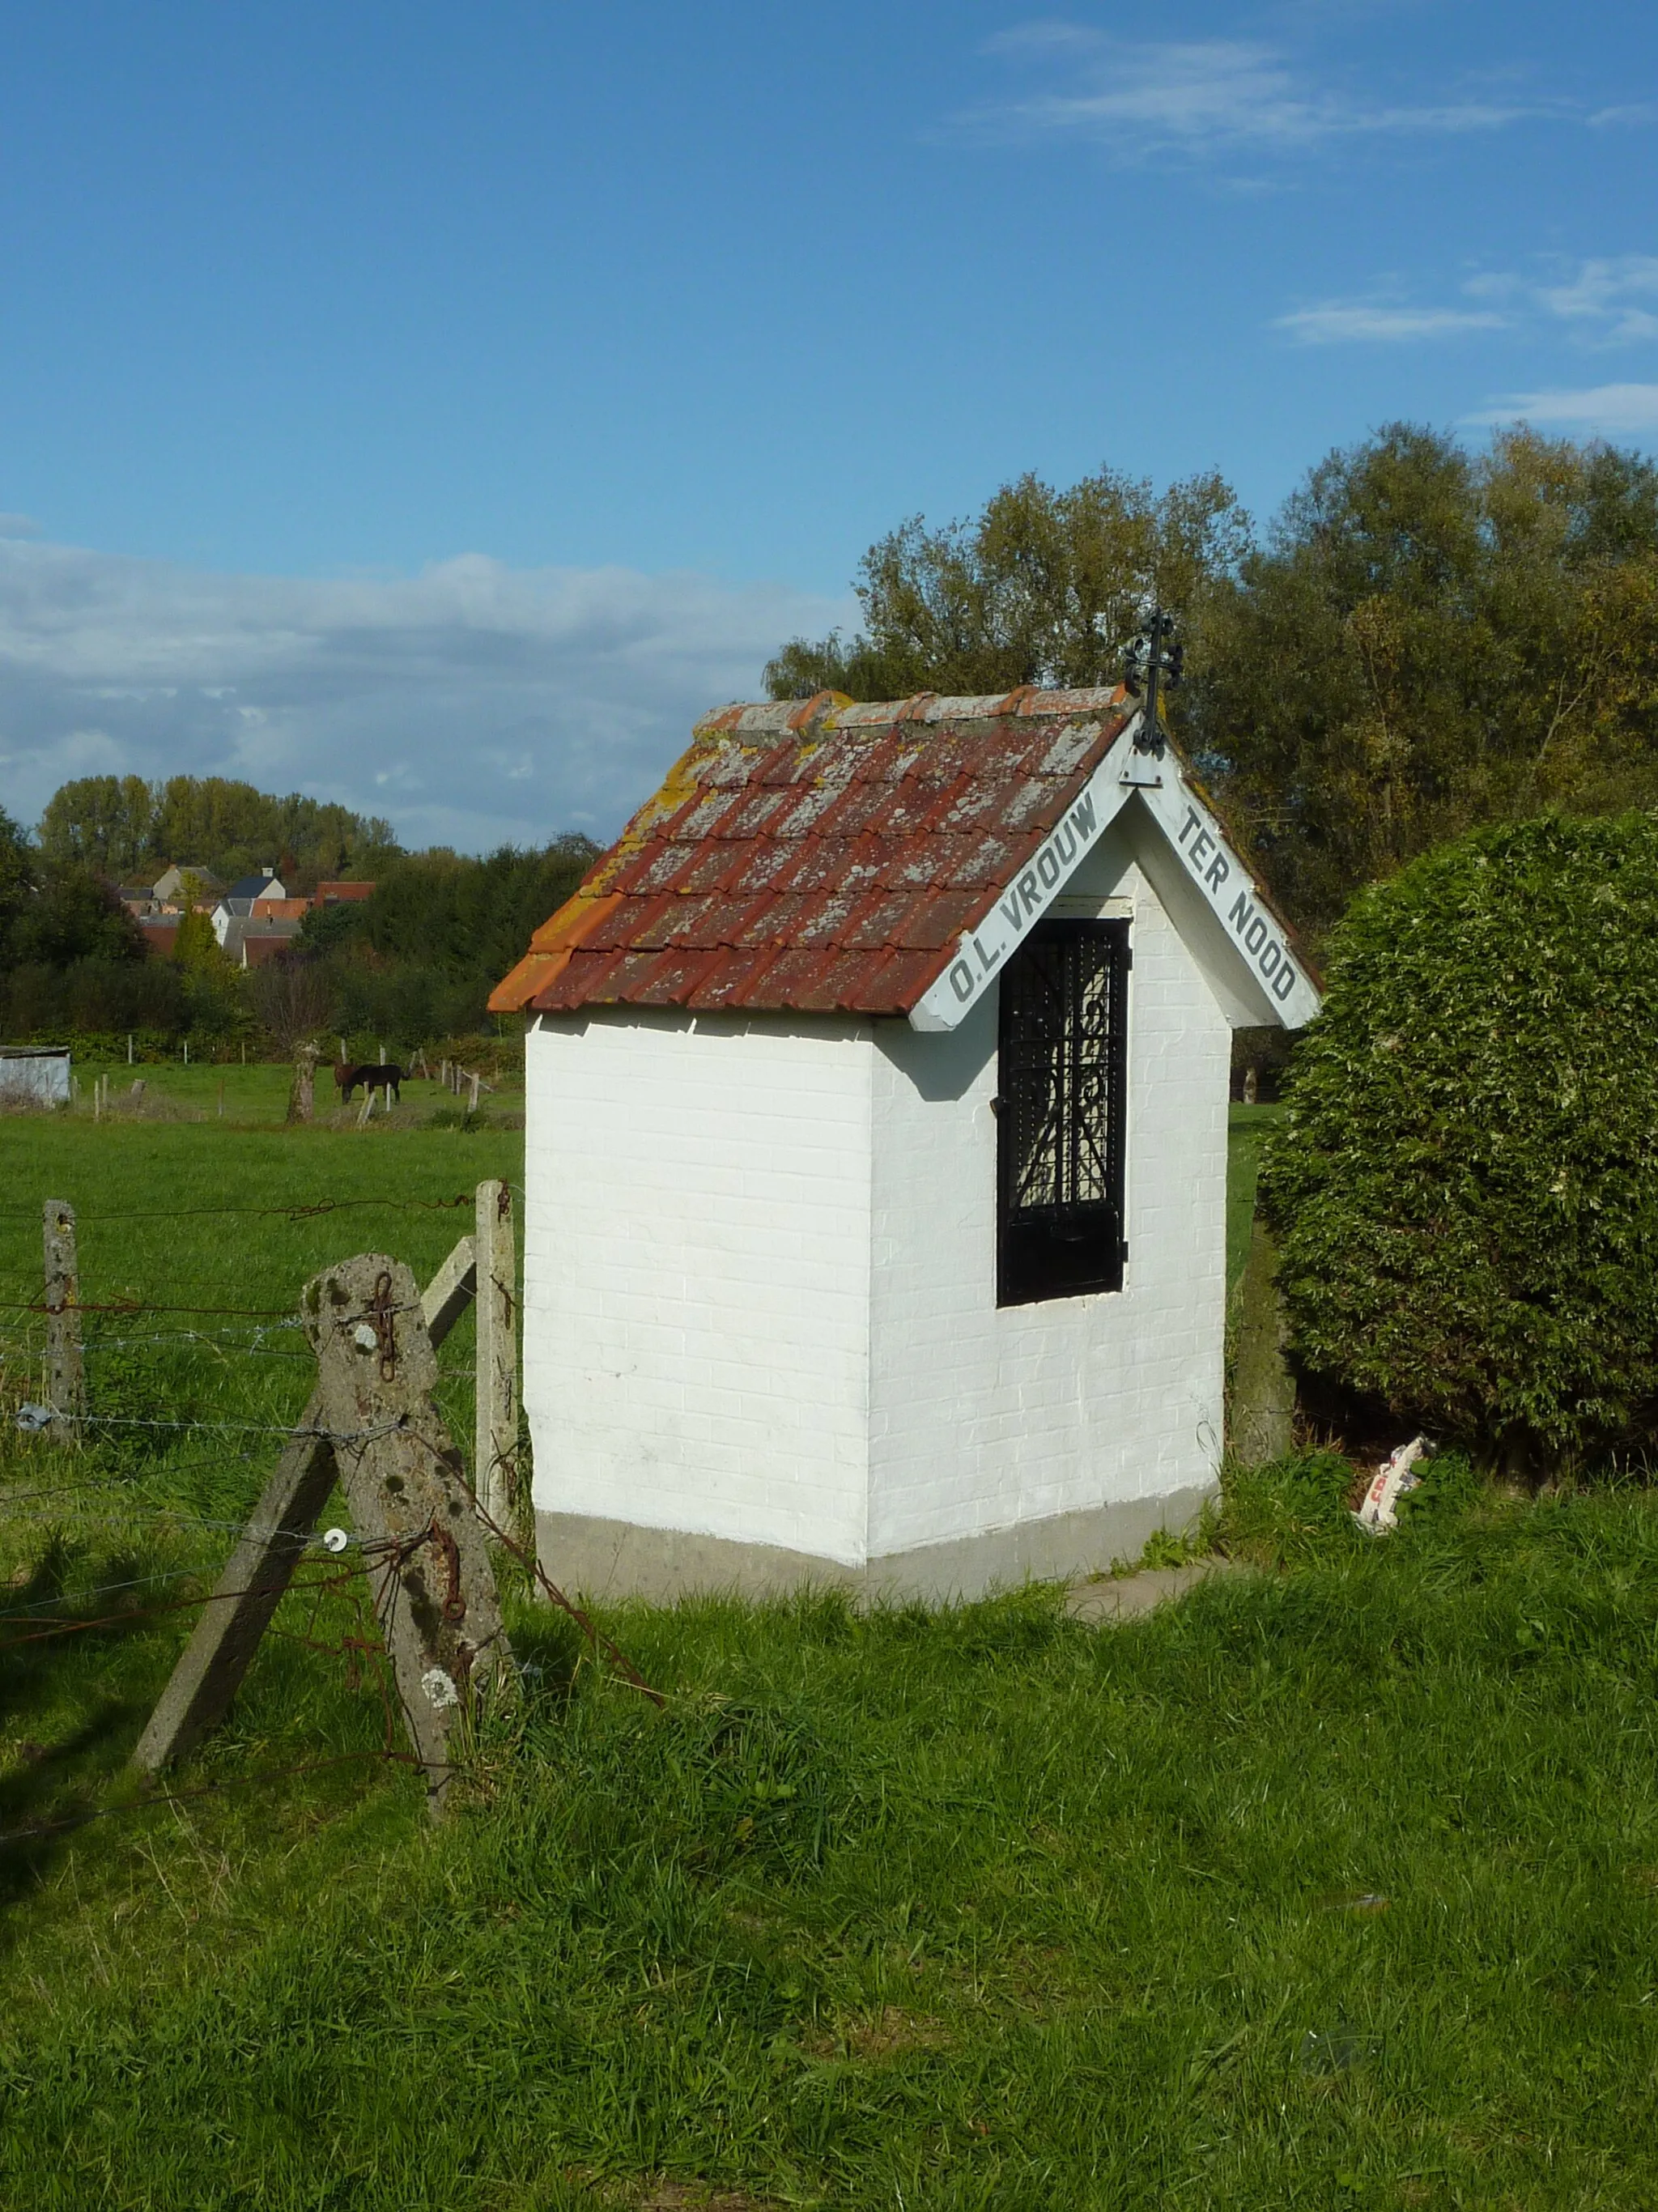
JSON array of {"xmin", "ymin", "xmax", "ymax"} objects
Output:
[
  {"xmin": 321, "ymin": 1527, "xmax": 350, "ymax": 1555},
  {"xmin": 1354, "ymin": 1436, "xmax": 1431, "ymax": 1533},
  {"xmin": 15, "ymin": 1404, "xmax": 53, "ymax": 1433}
]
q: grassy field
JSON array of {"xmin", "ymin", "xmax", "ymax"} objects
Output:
[
  {"xmin": 59, "ymin": 1053, "xmax": 526, "ymax": 1129},
  {"xmin": 1, "ymin": 1092, "xmax": 1655, "ymax": 2208}
]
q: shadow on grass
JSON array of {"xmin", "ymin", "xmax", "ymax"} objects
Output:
[{"xmin": 0, "ymin": 1533, "xmax": 170, "ymax": 1906}]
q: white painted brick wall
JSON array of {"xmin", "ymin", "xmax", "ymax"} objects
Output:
[
  {"xmin": 522, "ymin": 1008, "xmax": 876, "ymax": 1564},
  {"xmin": 521, "ymin": 803, "xmax": 1233, "ymax": 1576},
  {"xmin": 866, "ymin": 821, "xmax": 1231, "ymax": 1556}
]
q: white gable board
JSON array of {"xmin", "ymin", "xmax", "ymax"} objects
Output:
[
  {"xmin": 1134, "ymin": 772, "xmax": 1321, "ymax": 1029},
  {"xmin": 909, "ymin": 716, "xmax": 1318, "ymax": 1035}
]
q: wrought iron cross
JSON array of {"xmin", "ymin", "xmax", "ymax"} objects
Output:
[{"xmin": 1122, "ymin": 606, "xmax": 1184, "ymax": 755}]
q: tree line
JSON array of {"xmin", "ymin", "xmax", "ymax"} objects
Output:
[
  {"xmin": 767, "ymin": 424, "xmax": 1658, "ymax": 939},
  {"xmin": 35, "ymin": 773, "xmax": 397, "ymax": 889},
  {"xmin": 0, "ymin": 782, "xmax": 595, "ymax": 1054}
]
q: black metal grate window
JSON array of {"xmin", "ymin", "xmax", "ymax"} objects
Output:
[{"xmin": 997, "ymin": 920, "xmax": 1130, "ymax": 1307}]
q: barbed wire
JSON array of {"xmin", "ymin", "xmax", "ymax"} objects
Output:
[
  {"xmin": 0, "ymin": 1296, "xmax": 301, "ymax": 1321},
  {"xmin": 0, "ymin": 1196, "xmax": 477, "ymax": 1223},
  {"xmin": 0, "ymin": 1550, "xmax": 391, "ymax": 1653}
]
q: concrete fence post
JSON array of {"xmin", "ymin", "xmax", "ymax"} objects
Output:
[
  {"xmin": 134, "ymin": 1245, "xmax": 511, "ymax": 1810},
  {"xmin": 287, "ymin": 1042, "xmax": 318, "ymax": 1125},
  {"xmin": 42, "ymin": 1198, "xmax": 87, "ymax": 1446}
]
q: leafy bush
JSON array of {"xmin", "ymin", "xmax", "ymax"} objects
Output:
[{"xmin": 1261, "ymin": 814, "xmax": 1658, "ymax": 1475}]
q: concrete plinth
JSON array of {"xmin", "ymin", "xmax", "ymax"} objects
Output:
[{"xmin": 537, "ymin": 1485, "xmax": 1216, "ymax": 1606}]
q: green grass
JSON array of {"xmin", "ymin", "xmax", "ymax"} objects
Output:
[
  {"xmin": 1226, "ymin": 1102, "xmax": 1284, "ymax": 1288},
  {"xmin": 1, "ymin": 1100, "xmax": 1655, "ymax": 2208}
]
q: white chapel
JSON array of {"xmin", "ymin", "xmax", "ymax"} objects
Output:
[{"xmin": 491, "ymin": 683, "xmax": 1319, "ymax": 1601}]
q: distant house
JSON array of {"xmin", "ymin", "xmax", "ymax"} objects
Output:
[
  {"xmin": 152, "ymin": 865, "xmax": 224, "ymax": 912},
  {"xmin": 226, "ymin": 870, "xmax": 288, "ymax": 903},
  {"xmin": 316, "ymin": 880, "xmax": 376, "ymax": 905},
  {"xmin": 250, "ymin": 897, "xmax": 309, "ymax": 924},
  {"xmin": 138, "ymin": 919, "xmax": 180, "ymax": 959},
  {"xmin": 223, "ymin": 921, "xmax": 302, "ymax": 968},
  {"xmin": 211, "ymin": 873, "xmax": 291, "ymax": 946},
  {"xmin": 118, "ymin": 885, "xmax": 157, "ymax": 917}
]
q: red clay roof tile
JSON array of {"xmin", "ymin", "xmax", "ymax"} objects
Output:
[{"xmin": 490, "ymin": 688, "xmax": 1136, "ymax": 1019}]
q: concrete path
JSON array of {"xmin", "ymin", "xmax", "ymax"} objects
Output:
[{"xmin": 1063, "ymin": 1554, "xmax": 1251, "ymax": 1624}]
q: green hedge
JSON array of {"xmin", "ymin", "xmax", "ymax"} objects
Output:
[{"xmin": 1261, "ymin": 814, "xmax": 1658, "ymax": 1475}]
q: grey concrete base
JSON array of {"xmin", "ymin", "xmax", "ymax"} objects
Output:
[{"xmin": 536, "ymin": 1484, "xmax": 1217, "ymax": 1606}]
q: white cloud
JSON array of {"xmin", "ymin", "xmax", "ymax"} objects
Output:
[
  {"xmin": 1276, "ymin": 301, "xmax": 1507, "ymax": 343},
  {"xmin": 1276, "ymin": 255, "xmax": 1658, "ymax": 350},
  {"xmin": 1531, "ymin": 257, "xmax": 1658, "ymax": 344},
  {"xmin": 0, "ymin": 539, "xmax": 848, "ymax": 850},
  {"xmin": 953, "ymin": 29, "xmax": 1557, "ymax": 161},
  {"xmin": 1460, "ymin": 384, "xmax": 1658, "ymax": 434}
]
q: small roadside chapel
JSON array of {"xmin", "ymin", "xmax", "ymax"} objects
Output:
[{"xmin": 491, "ymin": 675, "xmax": 1320, "ymax": 1602}]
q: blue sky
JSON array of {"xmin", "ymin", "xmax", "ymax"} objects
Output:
[{"xmin": 2, "ymin": 0, "xmax": 1653, "ymax": 849}]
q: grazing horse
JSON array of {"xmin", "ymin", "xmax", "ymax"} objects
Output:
[
  {"xmin": 359, "ymin": 1063, "xmax": 404, "ymax": 1104},
  {"xmin": 334, "ymin": 1061, "xmax": 404, "ymax": 1104}
]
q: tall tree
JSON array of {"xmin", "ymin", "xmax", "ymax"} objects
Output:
[
  {"xmin": 1195, "ymin": 424, "xmax": 1658, "ymax": 931},
  {"xmin": 0, "ymin": 806, "xmax": 32, "ymax": 937},
  {"xmin": 35, "ymin": 776, "xmax": 156, "ymax": 876},
  {"xmin": 8, "ymin": 866, "xmax": 145, "ymax": 967},
  {"xmin": 36, "ymin": 774, "xmax": 400, "ymax": 888},
  {"xmin": 766, "ymin": 466, "xmax": 1251, "ymax": 702}
]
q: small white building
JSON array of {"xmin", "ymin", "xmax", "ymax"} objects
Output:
[
  {"xmin": 492, "ymin": 686, "xmax": 1320, "ymax": 1602},
  {"xmin": 0, "ymin": 1048, "xmax": 72, "ymax": 1109}
]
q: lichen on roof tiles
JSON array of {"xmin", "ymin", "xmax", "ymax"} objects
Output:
[{"xmin": 489, "ymin": 686, "xmax": 1139, "ymax": 1019}]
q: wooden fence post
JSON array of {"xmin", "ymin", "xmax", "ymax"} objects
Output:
[
  {"xmin": 42, "ymin": 1199, "xmax": 86, "ymax": 1445},
  {"xmin": 474, "ymin": 1179, "xmax": 517, "ymax": 1530},
  {"xmin": 130, "ymin": 1411, "xmax": 337, "ymax": 1773}
]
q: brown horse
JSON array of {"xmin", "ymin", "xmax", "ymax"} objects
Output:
[{"xmin": 334, "ymin": 1061, "xmax": 404, "ymax": 1104}]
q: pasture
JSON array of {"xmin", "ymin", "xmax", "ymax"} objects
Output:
[{"xmin": 0, "ymin": 1091, "xmax": 1654, "ymax": 2208}]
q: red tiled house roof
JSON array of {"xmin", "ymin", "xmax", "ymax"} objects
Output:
[{"xmin": 491, "ymin": 687, "xmax": 1141, "ymax": 1018}]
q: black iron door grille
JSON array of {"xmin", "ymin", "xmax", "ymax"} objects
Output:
[{"xmin": 997, "ymin": 919, "xmax": 1129, "ymax": 1307}]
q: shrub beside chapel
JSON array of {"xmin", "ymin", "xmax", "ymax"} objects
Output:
[{"xmin": 1261, "ymin": 814, "xmax": 1658, "ymax": 1478}]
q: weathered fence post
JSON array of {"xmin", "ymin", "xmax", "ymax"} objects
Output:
[
  {"xmin": 305, "ymin": 1253, "xmax": 511, "ymax": 1807},
  {"xmin": 474, "ymin": 1178, "xmax": 518, "ymax": 1530},
  {"xmin": 42, "ymin": 1199, "xmax": 87, "ymax": 1445},
  {"xmin": 134, "ymin": 1243, "xmax": 508, "ymax": 1805},
  {"xmin": 287, "ymin": 1042, "xmax": 318, "ymax": 1125},
  {"xmin": 131, "ymin": 1411, "xmax": 337, "ymax": 1773}
]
